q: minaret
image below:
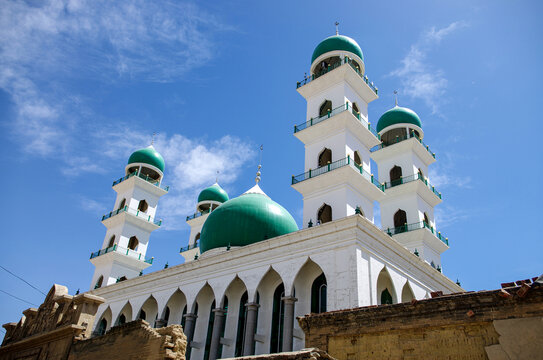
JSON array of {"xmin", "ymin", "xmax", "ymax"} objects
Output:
[
  {"xmin": 89, "ymin": 145, "xmax": 168, "ymax": 289},
  {"xmin": 371, "ymin": 104, "xmax": 448, "ymax": 269},
  {"xmin": 292, "ymin": 33, "xmax": 384, "ymax": 226},
  {"xmin": 180, "ymin": 183, "xmax": 229, "ymax": 262}
]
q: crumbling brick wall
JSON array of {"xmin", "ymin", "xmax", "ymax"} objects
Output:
[{"xmin": 298, "ymin": 283, "xmax": 543, "ymax": 360}]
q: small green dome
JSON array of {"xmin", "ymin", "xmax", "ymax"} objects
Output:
[
  {"xmin": 198, "ymin": 183, "xmax": 229, "ymax": 204},
  {"xmin": 376, "ymin": 106, "xmax": 422, "ymax": 133},
  {"xmin": 199, "ymin": 190, "xmax": 299, "ymax": 253},
  {"xmin": 128, "ymin": 145, "xmax": 165, "ymax": 172},
  {"xmin": 311, "ymin": 35, "xmax": 364, "ymax": 64}
]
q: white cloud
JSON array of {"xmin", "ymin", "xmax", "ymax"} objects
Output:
[
  {"xmin": 434, "ymin": 205, "xmax": 469, "ymax": 229},
  {"xmin": 390, "ymin": 21, "xmax": 467, "ymax": 113},
  {"xmin": 429, "ymin": 169, "xmax": 472, "ymax": 189}
]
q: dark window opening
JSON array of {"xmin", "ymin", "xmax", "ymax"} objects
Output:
[
  {"xmin": 314, "ymin": 56, "xmax": 341, "ymax": 77},
  {"xmin": 423, "ymin": 212, "xmax": 430, "ymax": 227},
  {"xmin": 270, "ymin": 283, "xmax": 285, "ymax": 353},
  {"xmin": 97, "ymin": 318, "xmax": 107, "ymax": 336},
  {"xmin": 390, "ymin": 166, "xmax": 403, "ymax": 186},
  {"xmin": 128, "ymin": 236, "xmax": 138, "ymax": 251},
  {"xmin": 311, "ymin": 273, "xmax": 327, "ymax": 314},
  {"xmin": 118, "ymin": 198, "xmax": 126, "ymax": 210},
  {"xmin": 381, "ymin": 128, "xmax": 408, "ymax": 146},
  {"xmin": 235, "ymin": 291, "xmax": 249, "ymax": 357},
  {"xmin": 139, "ymin": 309, "xmax": 146, "ymax": 320},
  {"xmin": 138, "ymin": 200, "xmax": 148, "ymax": 212},
  {"xmin": 381, "ymin": 288, "xmax": 393, "ymax": 305},
  {"xmin": 203, "ymin": 300, "xmax": 216, "ymax": 360},
  {"xmin": 180, "ymin": 305, "xmax": 187, "ymax": 328},
  {"xmin": 119, "ymin": 314, "xmax": 126, "ymax": 325},
  {"xmin": 354, "ymin": 151, "xmax": 362, "ymax": 167},
  {"xmin": 95, "ymin": 276, "xmax": 104, "ymax": 289},
  {"xmin": 394, "ymin": 209, "xmax": 407, "ymax": 230},
  {"xmin": 318, "ymin": 148, "xmax": 332, "ymax": 167},
  {"xmin": 352, "ymin": 102, "xmax": 360, "ymax": 118},
  {"xmin": 107, "ymin": 236, "xmax": 115, "ymax": 248},
  {"xmin": 319, "ymin": 100, "xmax": 332, "ymax": 117},
  {"xmin": 318, "ymin": 204, "xmax": 332, "ymax": 224},
  {"xmin": 139, "ymin": 166, "xmax": 161, "ymax": 182},
  {"xmin": 164, "ymin": 306, "xmax": 170, "ymax": 324}
]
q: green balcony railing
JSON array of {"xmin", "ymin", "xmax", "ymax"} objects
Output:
[
  {"xmin": 291, "ymin": 155, "xmax": 384, "ymax": 191},
  {"xmin": 296, "ymin": 57, "xmax": 378, "ymax": 95},
  {"xmin": 180, "ymin": 240, "xmax": 199, "ymax": 253},
  {"xmin": 294, "ymin": 102, "xmax": 380, "ymax": 139},
  {"xmin": 384, "ymin": 173, "xmax": 442, "ymax": 199},
  {"xmin": 371, "ymin": 131, "xmax": 436, "ymax": 159},
  {"xmin": 102, "ymin": 205, "xmax": 162, "ymax": 226},
  {"xmin": 90, "ymin": 244, "xmax": 154, "ymax": 264},
  {"xmin": 186, "ymin": 209, "xmax": 211, "ymax": 222},
  {"xmin": 112, "ymin": 171, "xmax": 169, "ymax": 191},
  {"xmin": 384, "ymin": 221, "xmax": 449, "ymax": 246}
]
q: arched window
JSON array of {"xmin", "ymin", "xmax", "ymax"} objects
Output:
[
  {"xmin": 401, "ymin": 283, "xmax": 415, "ymax": 303},
  {"xmin": 235, "ymin": 291, "xmax": 248, "ymax": 357},
  {"xmin": 138, "ymin": 199, "xmax": 148, "ymax": 212},
  {"xmin": 390, "ymin": 165, "xmax": 402, "ymax": 186},
  {"xmin": 418, "ymin": 168, "xmax": 424, "ymax": 180},
  {"xmin": 203, "ymin": 300, "xmax": 216, "ymax": 360},
  {"xmin": 394, "ymin": 209, "xmax": 407, "ymax": 230},
  {"xmin": 118, "ymin": 198, "xmax": 126, "ymax": 210},
  {"xmin": 423, "ymin": 212, "xmax": 430, "ymax": 227},
  {"xmin": 354, "ymin": 151, "xmax": 362, "ymax": 167},
  {"xmin": 381, "ymin": 128, "xmax": 408, "ymax": 146},
  {"xmin": 318, "ymin": 204, "xmax": 332, "ymax": 224},
  {"xmin": 128, "ymin": 236, "xmax": 138, "ymax": 251},
  {"xmin": 118, "ymin": 314, "xmax": 126, "ymax": 325},
  {"xmin": 270, "ymin": 283, "xmax": 285, "ymax": 353},
  {"xmin": 352, "ymin": 102, "xmax": 360, "ymax": 118},
  {"xmin": 381, "ymin": 288, "xmax": 393, "ymax": 305},
  {"xmin": 107, "ymin": 235, "xmax": 115, "ymax": 248},
  {"xmin": 97, "ymin": 318, "xmax": 107, "ymax": 336},
  {"xmin": 318, "ymin": 148, "xmax": 332, "ymax": 167},
  {"xmin": 94, "ymin": 275, "xmax": 104, "ymax": 289},
  {"xmin": 118, "ymin": 276, "xmax": 127, "ymax": 282},
  {"xmin": 319, "ymin": 100, "xmax": 332, "ymax": 117},
  {"xmin": 311, "ymin": 273, "xmax": 327, "ymax": 313},
  {"xmin": 139, "ymin": 309, "xmax": 146, "ymax": 320}
]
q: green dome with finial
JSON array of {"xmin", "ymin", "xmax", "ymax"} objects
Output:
[
  {"xmin": 311, "ymin": 35, "xmax": 364, "ymax": 64},
  {"xmin": 199, "ymin": 186, "xmax": 298, "ymax": 253},
  {"xmin": 376, "ymin": 106, "xmax": 422, "ymax": 133},
  {"xmin": 127, "ymin": 145, "xmax": 165, "ymax": 172},
  {"xmin": 198, "ymin": 183, "xmax": 229, "ymax": 204}
]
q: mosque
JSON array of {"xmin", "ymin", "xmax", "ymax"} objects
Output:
[{"xmin": 87, "ymin": 33, "xmax": 462, "ymax": 360}]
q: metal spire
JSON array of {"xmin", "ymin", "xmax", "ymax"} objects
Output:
[
  {"xmin": 151, "ymin": 132, "xmax": 157, "ymax": 145},
  {"xmin": 215, "ymin": 170, "xmax": 220, "ymax": 183},
  {"xmin": 255, "ymin": 145, "xmax": 263, "ymax": 184},
  {"xmin": 394, "ymin": 90, "xmax": 398, "ymax": 107},
  {"xmin": 335, "ymin": 21, "xmax": 339, "ymax": 35}
]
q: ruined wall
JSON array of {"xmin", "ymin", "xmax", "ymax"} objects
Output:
[
  {"xmin": 69, "ymin": 320, "xmax": 186, "ymax": 360},
  {"xmin": 222, "ymin": 348, "xmax": 336, "ymax": 360},
  {"xmin": 299, "ymin": 283, "xmax": 543, "ymax": 360}
]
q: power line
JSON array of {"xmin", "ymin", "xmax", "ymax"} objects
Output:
[
  {"xmin": 0, "ymin": 265, "xmax": 46, "ymax": 296},
  {"xmin": 0, "ymin": 289, "xmax": 38, "ymax": 307}
]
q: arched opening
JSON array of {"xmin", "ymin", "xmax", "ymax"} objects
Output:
[
  {"xmin": 118, "ymin": 314, "xmax": 126, "ymax": 325},
  {"xmin": 94, "ymin": 275, "xmax": 104, "ymax": 289},
  {"xmin": 376, "ymin": 267, "xmax": 397, "ymax": 305},
  {"xmin": 270, "ymin": 283, "xmax": 285, "ymax": 353},
  {"xmin": 318, "ymin": 148, "xmax": 332, "ymax": 167},
  {"xmin": 381, "ymin": 128, "xmax": 408, "ymax": 146},
  {"xmin": 354, "ymin": 151, "xmax": 362, "ymax": 167},
  {"xmin": 317, "ymin": 204, "xmax": 332, "ymax": 224},
  {"xmin": 389, "ymin": 165, "xmax": 403, "ymax": 186},
  {"xmin": 139, "ymin": 166, "xmax": 161, "ymax": 182},
  {"xmin": 423, "ymin": 212, "xmax": 430, "ymax": 227},
  {"xmin": 418, "ymin": 168, "xmax": 424, "ymax": 180},
  {"xmin": 107, "ymin": 235, "xmax": 115, "ymax": 248},
  {"xmin": 235, "ymin": 291, "xmax": 248, "ymax": 357},
  {"xmin": 164, "ymin": 289, "xmax": 187, "ymax": 326},
  {"xmin": 118, "ymin": 276, "xmax": 127, "ymax": 282},
  {"xmin": 139, "ymin": 309, "xmax": 146, "ymax": 320},
  {"xmin": 401, "ymin": 282, "xmax": 415, "ymax": 303},
  {"xmin": 128, "ymin": 236, "xmax": 138, "ymax": 251},
  {"xmin": 116, "ymin": 302, "xmax": 132, "ymax": 326},
  {"xmin": 97, "ymin": 318, "xmax": 107, "ymax": 336},
  {"xmin": 118, "ymin": 198, "xmax": 126, "ymax": 210},
  {"xmin": 314, "ymin": 56, "xmax": 341, "ymax": 76},
  {"xmin": 352, "ymin": 102, "xmax": 360, "ymax": 118},
  {"xmin": 203, "ymin": 300, "xmax": 216, "ymax": 360},
  {"xmin": 311, "ymin": 273, "xmax": 327, "ymax": 313},
  {"xmin": 138, "ymin": 199, "xmax": 148, "ymax": 212},
  {"xmin": 393, "ymin": 209, "xmax": 407, "ymax": 230},
  {"xmin": 139, "ymin": 296, "xmax": 158, "ymax": 327},
  {"xmin": 319, "ymin": 100, "xmax": 332, "ymax": 117}
]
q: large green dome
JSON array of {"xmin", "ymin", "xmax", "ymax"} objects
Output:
[
  {"xmin": 128, "ymin": 146, "xmax": 165, "ymax": 172},
  {"xmin": 199, "ymin": 187, "xmax": 299, "ymax": 253},
  {"xmin": 376, "ymin": 106, "xmax": 422, "ymax": 133},
  {"xmin": 198, "ymin": 183, "xmax": 229, "ymax": 204},
  {"xmin": 311, "ymin": 35, "xmax": 364, "ymax": 64}
]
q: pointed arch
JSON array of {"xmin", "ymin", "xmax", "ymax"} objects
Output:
[
  {"xmin": 318, "ymin": 147, "xmax": 332, "ymax": 167},
  {"xmin": 116, "ymin": 301, "xmax": 133, "ymax": 326},
  {"xmin": 319, "ymin": 99, "xmax": 332, "ymax": 117},
  {"xmin": 163, "ymin": 289, "xmax": 187, "ymax": 326},
  {"xmin": 390, "ymin": 165, "xmax": 402, "ymax": 185},
  {"xmin": 317, "ymin": 203, "xmax": 332, "ymax": 224},
  {"xmin": 95, "ymin": 307, "xmax": 112, "ymax": 336},
  {"xmin": 138, "ymin": 296, "xmax": 158, "ymax": 327},
  {"xmin": 128, "ymin": 236, "xmax": 139, "ymax": 251},
  {"xmin": 376, "ymin": 267, "xmax": 397, "ymax": 305},
  {"xmin": 253, "ymin": 267, "xmax": 284, "ymax": 354},
  {"xmin": 401, "ymin": 281, "xmax": 416, "ymax": 303},
  {"xmin": 352, "ymin": 102, "xmax": 360, "ymax": 118},
  {"xmin": 354, "ymin": 150, "xmax": 362, "ymax": 166},
  {"xmin": 393, "ymin": 209, "xmax": 407, "ymax": 229},
  {"xmin": 94, "ymin": 275, "xmax": 104, "ymax": 290}
]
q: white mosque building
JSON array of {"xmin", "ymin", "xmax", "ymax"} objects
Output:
[{"xmin": 88, "ymin": 33, "xmax": 462, "ymax": 360}]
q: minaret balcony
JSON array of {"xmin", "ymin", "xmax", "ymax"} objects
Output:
[
  {"xmin": 293, "ymin": 103, "xmax": 381, "ymax": 148},
  {"xmin": 291, "ymin": 156, "xmax": 385, "ymax": 200},
  {"xmin": 384, "ymin": 221, "xmax": 449, "ymax": 246},
  {"xmin": 112, "ymin": 171, "xmax": 169, "ymax": 192},
  {"xmin": 384, "ymin": 173, "xmax": 442, "ymax": 206},
  {"xmin": 186, "ymin": 209, "xmax": 211, "ymax": 222},
  {"xmin": 101, "ymin": 206, "xmax": 162, "ymax": 228},
  {"xmin": 89, "ymin": 244, "xmax": 153, "ymax": 264},
  {"xmin": 371, "ymin": 132, "xmax": 436, "ymax": 164}
]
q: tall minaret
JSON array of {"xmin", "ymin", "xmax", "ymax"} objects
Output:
[
  {"xmin": 89, "ymin": 145, "xmax": 168, "ymax": 289},
  {"xmin": 292, "ymin": 33, "xmax": 384, "ymax": 226},
  {"xmin": 371, "ymin": 104, "xmax": 448, "ymax": 268}
]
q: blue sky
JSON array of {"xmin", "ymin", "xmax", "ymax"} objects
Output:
[{"xmin": 1, "ymin": 0, "xmax": 542, "ymax": 329}]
